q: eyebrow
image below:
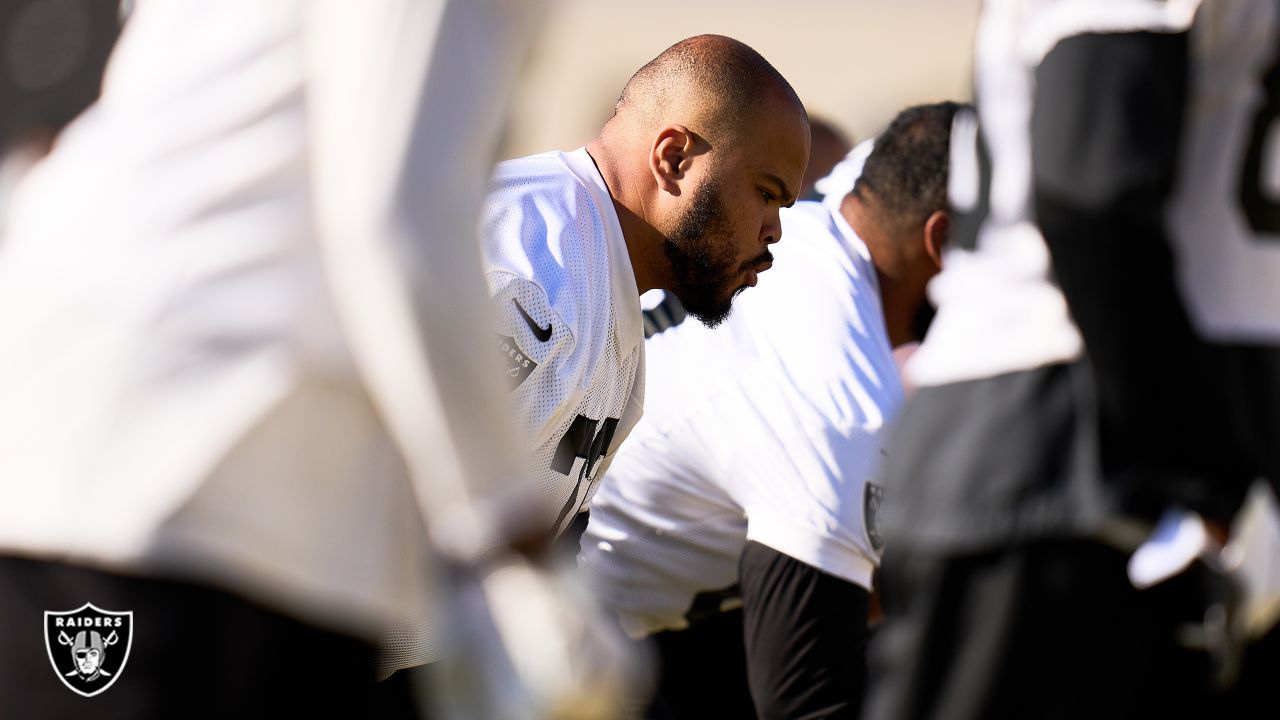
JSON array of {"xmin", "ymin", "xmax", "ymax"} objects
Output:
[{"xmin": 764, "ymin": 173, "xmax": 797, "ymax": 208}]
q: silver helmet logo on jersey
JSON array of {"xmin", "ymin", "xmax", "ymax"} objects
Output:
[{"xmin": 864, "ymin": 481, "xmax": 885, "ymax": 552}]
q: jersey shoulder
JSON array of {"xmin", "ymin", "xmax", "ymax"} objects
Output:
[{"xmin": 482, "ymin": 151, "xmax": 617, "ymax": 345}]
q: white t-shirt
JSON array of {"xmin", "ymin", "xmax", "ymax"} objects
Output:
[
  {"xmin": 482, "ymin": 148, "xmax": 646, "ymax": 537},
  {"xmin": 0, "ymin": 0, "xmax": 543, "ymax": 639},
  {"xmin": 581, "ymin": 201, "xmax": 902, "ymax": 638}
]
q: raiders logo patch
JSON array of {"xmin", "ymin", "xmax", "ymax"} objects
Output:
[
  {"xmin": 498, "ymin": 334, "xmax": 537, "ymax": 389},
  {"xmin": 45, "ymin": 603, "xmax": 133, "ymax": 697},
  {"xmin": 864, "ymin": 481, "xmax": 885, "ymax": 552}
]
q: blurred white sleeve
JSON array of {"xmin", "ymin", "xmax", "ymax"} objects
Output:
[{"xmin": 303, "ymin": 0, "xmax": 547, "ymax": 559}]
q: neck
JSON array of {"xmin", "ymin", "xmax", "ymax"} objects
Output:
[
  {"xmin": 586, "ymin": 136, "xmax": 669, "ymax": 295},
  {"xmin": 875, "ymin": 271, "xmax": 924, "ymax": 348},
  {"xmin": 840, "ymin": 194, "xmax": 922, "ymax": 348}
]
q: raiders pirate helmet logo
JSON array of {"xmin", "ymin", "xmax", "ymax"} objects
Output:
[{"xmin": 44, "ymin": 603, "xmax": 133, "ymax": 697}]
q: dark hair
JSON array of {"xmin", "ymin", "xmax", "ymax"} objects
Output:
[{"xmin": 853, "ymin": 101, "xmax": 968, "ymax": 228}]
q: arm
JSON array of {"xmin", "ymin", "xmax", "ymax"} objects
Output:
[
  {"xmin": 301, "ymin": 7, "xmax": 645, "ymax": 713},
  {"xmin": 1032, "ymin": 29, "xmax": 1252, "ymax": 520},
  {"xmin": 303, "ymin": 0, "xmax": 548, "ymax": 558}
]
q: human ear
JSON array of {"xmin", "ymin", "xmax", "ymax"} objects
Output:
[
  {"xmin": 650, "ymin": 124, "xmax": 695, "ymax": 196},
  {"xmin": 923, "ymin": 210, "xmax": 949, "ymax": 269}
]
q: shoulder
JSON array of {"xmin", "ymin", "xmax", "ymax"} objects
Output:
[
  {"xmin": 482, "ymin": 150, "xmax": 614, "ymax": 336},
  {"xmin": 483, "ymin": 151, "xmax": 610, "ymax": 270}
]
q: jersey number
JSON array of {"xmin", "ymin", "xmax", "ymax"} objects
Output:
[
  {"xmin": 1239, "ymin": 31, "xmax": 1280, "ymax": 237},
  {"xmin": 551, "ymin": 414, "xmax": 619, "ymax": 528}
]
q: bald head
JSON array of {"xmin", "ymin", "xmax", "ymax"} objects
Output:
[
  {"xmin": 609, "ymin": 35, "xmax": 807, "ymax": 143},
  {"xmin": 588, "ymin": 35, "xmax": 809, "ymax": 324}
]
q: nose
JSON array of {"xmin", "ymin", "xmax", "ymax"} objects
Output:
[{"xmin": 761, "ymin": 208, "xmax": 782, "ymax": 245}]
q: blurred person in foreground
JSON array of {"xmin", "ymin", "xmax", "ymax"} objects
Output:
[
  {"xmin": 581, "ymin": 101, "xmax": 960, "ymax": 720},
  {"xmin": 0, "ymin": 1, "xmax": 636, "ymax": 718},
  {"xmin": 0, "ymin": 0, "xmax": 124, "ymax": 241},
  {"xmin": 866, "ymin": 1, "xmax": 1280, "ymax": 718},
  {"xmin": 377, "ymin": 32, "xmax": 812, "ymax": 688}
]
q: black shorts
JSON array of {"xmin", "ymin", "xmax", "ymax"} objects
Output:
[
  {"xmin": 1237, "ymin": 344, "xmax": 1280, "ymax": 486},
  {"xmin": 864, "ymin": 539, "xmax": 1222, "ymax": 720},
  {"xmin": 879, "ymin": 361, "xmax": 1134, "ymax": 552},
  {"xmin": 645, "ymin": 607, "xmax": 755, "ymax": 720},
  {"xmin": 0, "ymin": 555, "xmax": 377, "ymax": 719},
  {"xmin": 647, "ymin": 542, "xmax": 871, "ymax": 720},
  {"xmin": 740, "ymin": 541, "xmax": 871, "ymax": 720}
]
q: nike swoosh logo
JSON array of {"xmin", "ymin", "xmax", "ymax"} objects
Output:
[{"xmin": 513, "ymin": 299, "xmax": 553, "ymax": 342}]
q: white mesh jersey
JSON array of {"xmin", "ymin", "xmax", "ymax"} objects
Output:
[
  {"xmin": 0, "ymin": 0, "xmax": 543, "ymax": 639},
  {"xmin": 580, "ymin": 201, "xmax": 902, "ymax": 638},
  {"xmin": 1168, "ymin": 0, "xmax": 1280, "ymax": 344},
  {"xmin": 482, "ymin": 148, "xmax": 646, "ymax": 537}
]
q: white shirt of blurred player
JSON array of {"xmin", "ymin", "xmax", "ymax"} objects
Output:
[
  {"xmin": 907, "ymin": 0, "xmax": 1214, "ymax": 386},
  {"xmin": 482, "ymin": 149, "xmax": 646, "ymax": 537},
  {"xmin": 814, "ymin": 138, "xmax": 874, "ymax": 212},
  {"xmin": 581, "ymin": 201, "xmax": 901, "ymax": 638},
  {"xmin": 0, "ymin": 0, "xmax": 538, "ymax": 639},
  {"xmin": 1167, "ymin": 0, "xmax": 1280, "ymax": 343}
]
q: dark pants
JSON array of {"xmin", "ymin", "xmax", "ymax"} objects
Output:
[
  {"xmin": 1220, "ymin": 621, "xmax": 1280, "ymax": 719},
  {"xmin": 864, "ymin": 540, "xmax": 1222, "ymax": 720},
  {"xmin": 646, "ymin": 608, "xmax": 756, "ymax": 720},
  {"xmin": 0, "ymin": 555, "xmax": 377, "ymax": 719},
  {"xmin": 740, "ymin": 541, "xmax": 870, "ymax": 720},
  {"xmin": 646, "ymin": 541, "xmax": 871, "ymax": 720}
]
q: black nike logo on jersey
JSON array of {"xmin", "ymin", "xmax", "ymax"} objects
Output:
[{"xmin": 513, "ymin": 299, "xmax": 553, "ymax": 342}]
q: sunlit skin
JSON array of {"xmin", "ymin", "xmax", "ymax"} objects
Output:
[
  {"xmin": 655, "ymin": 109, "xmax": 809, "ymax": 325},
  {"xmin": 590, "ymin": 93, "xmax": 809, "ymax": 326},
  {"xmin": 660, "ymin": 122, "xmax": 808, "ymax": 322},
  {"xmin": 583, "ymin": 34, "xmax": 810, "ymax": 327}
]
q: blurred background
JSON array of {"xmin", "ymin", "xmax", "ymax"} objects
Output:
[
  {"xmin": 1, "ymin": 0, "xmax": 980, "ymax": 179},
  {"xmin": 499, "ymin": 0, "xmax": 980, "ymax": 159}
]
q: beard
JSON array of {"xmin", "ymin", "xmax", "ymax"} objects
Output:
[{"xmin": 663, "ymin": 178, "xmax": 768, "ymax": 328}]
